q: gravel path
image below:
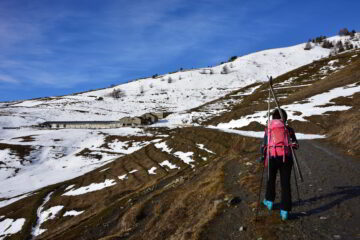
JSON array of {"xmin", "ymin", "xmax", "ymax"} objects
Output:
[
  {"xmin": 201, "ymin": 139, "xmax": 360, "ymax": 240},
  {"xmin": 289, "ymin": 140, "xmax": 360, "ymax": 240}
]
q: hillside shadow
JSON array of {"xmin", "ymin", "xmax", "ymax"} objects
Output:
[{"xmin": 291, "ymin": 185, "xmax": 360, "ymax": 219}]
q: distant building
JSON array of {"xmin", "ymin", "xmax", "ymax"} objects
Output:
[
  {"xmin": 118, "ymin": 117, "xmax": 146, "ymax": 127},
  {"xmin": 39, "ymin": 121, "xmax": 123, "ymax": 129},
  {"xmin": 151, "ymin": 112, "xmax": 166, "ymax": 119},
  {"xmin": 141, "ymin": 113, "xmax": 158, "ymax": 124},
  {"xmin": 39, "ymin": 112, "xmax": 165, "ymax": 129}
]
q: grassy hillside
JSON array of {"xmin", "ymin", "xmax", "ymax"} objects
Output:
[{"xmin": 1, "ymin": 49, "xmax": 359, "ymax": 240}]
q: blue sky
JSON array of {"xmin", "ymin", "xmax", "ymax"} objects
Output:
[{"xmin": 0, "ymin": 0, "xmax": 359, "ymax": 101}]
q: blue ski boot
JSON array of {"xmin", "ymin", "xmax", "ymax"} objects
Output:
[
  {"xmin": 262, "ymin": 199, "xmax": 273, "ymax": 210},
  {"xmin": 280, "ymin": 210, "xmax": 289, "ymax": 220}
]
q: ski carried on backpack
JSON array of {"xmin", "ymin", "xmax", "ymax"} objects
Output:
[{"xmin": 268, "ymin": 76, "xmax": 304, "ymax": 182}]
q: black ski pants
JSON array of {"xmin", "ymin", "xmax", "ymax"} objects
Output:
[{"xmin": 265, "ymin": 156, "xmax": 293, "ymax": 211}]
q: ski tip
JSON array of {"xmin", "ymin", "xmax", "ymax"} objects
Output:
[{"xmin": 268, "ymin": 76, "xmax": 273, "ymax": 84}]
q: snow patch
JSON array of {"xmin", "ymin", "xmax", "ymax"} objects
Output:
[
  {"xmin": 154, "ymin": 142, "xmax": 173, "ymax": 154},
  {"xmin": 210, "ymin": 127, "xmax": 325, "ymax": 139},
  {"xmin": 159, "ymin": 160, "xmax": 180, "ymax": 169},
  {"xmin": 174, "ymin": 151, "xmax": 195, "ymax": 167},
  {"xmin": 0, "ymin": 193, "xmax": 33, "ymax": 209},
  {"xmin": 64, "ymin": 185, "xmax": 75, "ymax": 191},
  {"xmin": 196, "ymin": 144, "xmax": 215, "ymax": 154},
  {"xmin": 32, "ymin": 192, "xmax": 54, "ymax": 237},
  {"xmin": 40, "ymin": 206, "xmax": 64, "ymax": 223},
  {"xmin": 215, "ymin": 83, "xmax": 360, "ymax": 129},
  {"xmin": 63, "ymin": 210, "xmax": 84, "ymax": 217},
  {"xmin": 0, "ymin": 218, "xmax": 25, "ymax": 239},
  {"xmin": 118, "ymin": 174, "xmax": 128, "ymax": 180},
  {"xmin": 148, "ymin": 167, "xmax": 157, "ymax": 175},
  {"xmin": 63, "ymin": 179, "xmax": 116, "ymax": 196}
]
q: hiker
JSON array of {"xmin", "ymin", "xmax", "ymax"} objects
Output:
[{"xmin": 258, "ymin": 108, "xmax": 299, "ymax": 220}]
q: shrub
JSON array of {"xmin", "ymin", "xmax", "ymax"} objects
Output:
[
  {"xmin": 111, "ymin": 89, "xmax": 125, "ymax": 99},
  {"xmin": 350, "ymin": 30, "xmax": 356, "ymax": 37},
  {"xmin": 221, "ymin": 65, "xmax": 230, "ymax": 74},
  {"xmin": 304, "ymin": 42, "xmax": 312, "ymax": 50},
  {"xmin": 336, "ymin": 40, "xmax": 345, "ymax": 52},
  {"xmin": 229, "ymin": 56, "xmax": 237, "ymax": 62},
  {"xmin": 152, "ymin": 74, "xmax": 158, "ymax": 79},
  {"xmin": 322, "ymin": 40, "xmax": 334, "ymax": 49},
  {"xmin": 344, "ymin": 41, "xmax": 354, "ymax": 50}
]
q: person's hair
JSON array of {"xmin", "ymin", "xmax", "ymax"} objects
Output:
[{"xmin": 272, "ymin": 108, "xmax": 287, "ymax": 122}]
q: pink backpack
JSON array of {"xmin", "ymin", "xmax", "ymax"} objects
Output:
[{"xmin": 267, "ymin": 119, "xmax": 290, "ymax": 158}]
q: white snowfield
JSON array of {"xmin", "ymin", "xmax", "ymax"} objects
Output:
[
  {"xmin": 215, "ymin": 82, "xmax": 360, "ymax": 133},
  {"xmin": 0, "ymin": 127, "xmax": 155, "ymax": 199},
  {"xmin": 211, "ymin": 127, "xmax": 326, "ymax": 140},
  {"xmin": 0, "ymin": 218, "xmax": 26, "ymax": 240},
  {"xmin": 0, "ymin": 35, "xmax": 359, "ymax": 201},
  {"xmin": 0, "ymin": 39, "xmax": 337, "ymax": 129}
]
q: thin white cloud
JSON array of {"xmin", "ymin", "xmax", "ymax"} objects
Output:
[
  {"xmin": 0, "ymin": 0, "xmax": 289, "ymax": 97},
  {"xmin": 0, "ymin": 74, "xmax": 19, "ymax": 84}
]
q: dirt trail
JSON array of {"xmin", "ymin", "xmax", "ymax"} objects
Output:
[{"xmin": 201, "ymin": 139, "xmax": 360, "ymax": 240}]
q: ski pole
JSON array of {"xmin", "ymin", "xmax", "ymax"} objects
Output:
[
  {"xmin": 292, "ymin": 164, "xmax": 301, "ymax": 205},
  {"xmin": 268, "ymin": 76, "xmax": 304, "ymax": 182},
  {"xmin": 267, "ymin": 88, "xmax": 271, "ymax": 181},
  {"xmin": 255, "ymin": 161, "xmax": 265, "ymax": 221}
]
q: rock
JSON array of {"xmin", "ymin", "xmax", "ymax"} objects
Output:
[
  {"xmin": 239, "ymin": 226, "xmax": 246, "ymax": 231},
  {"xmin": 333, "ymin": 235, "xmax": 341, "ymax": 239},
  {"xmin": 228, "ymin": 196, "xmax": 242, "ymax": 206},
  {"xmin": 319, "ymin": 216, "xmax": 327, "ymax": 220},
  {"xmin": 224, "ymin": 194, "xmax": 232, "ymax": 201}
]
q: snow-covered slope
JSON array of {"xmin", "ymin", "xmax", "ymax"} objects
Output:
[
  {"xmin": 0, "ymin": 35, "xmax": 359, "ymax": 200},
  {"xmin": 1, "ymin": 42, "xmax": 333, "ymax": 127}
]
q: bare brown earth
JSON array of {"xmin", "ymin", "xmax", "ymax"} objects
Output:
[{"xmin": 1, "ymin": 49, "xmax": 360, "ymax": 240}]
